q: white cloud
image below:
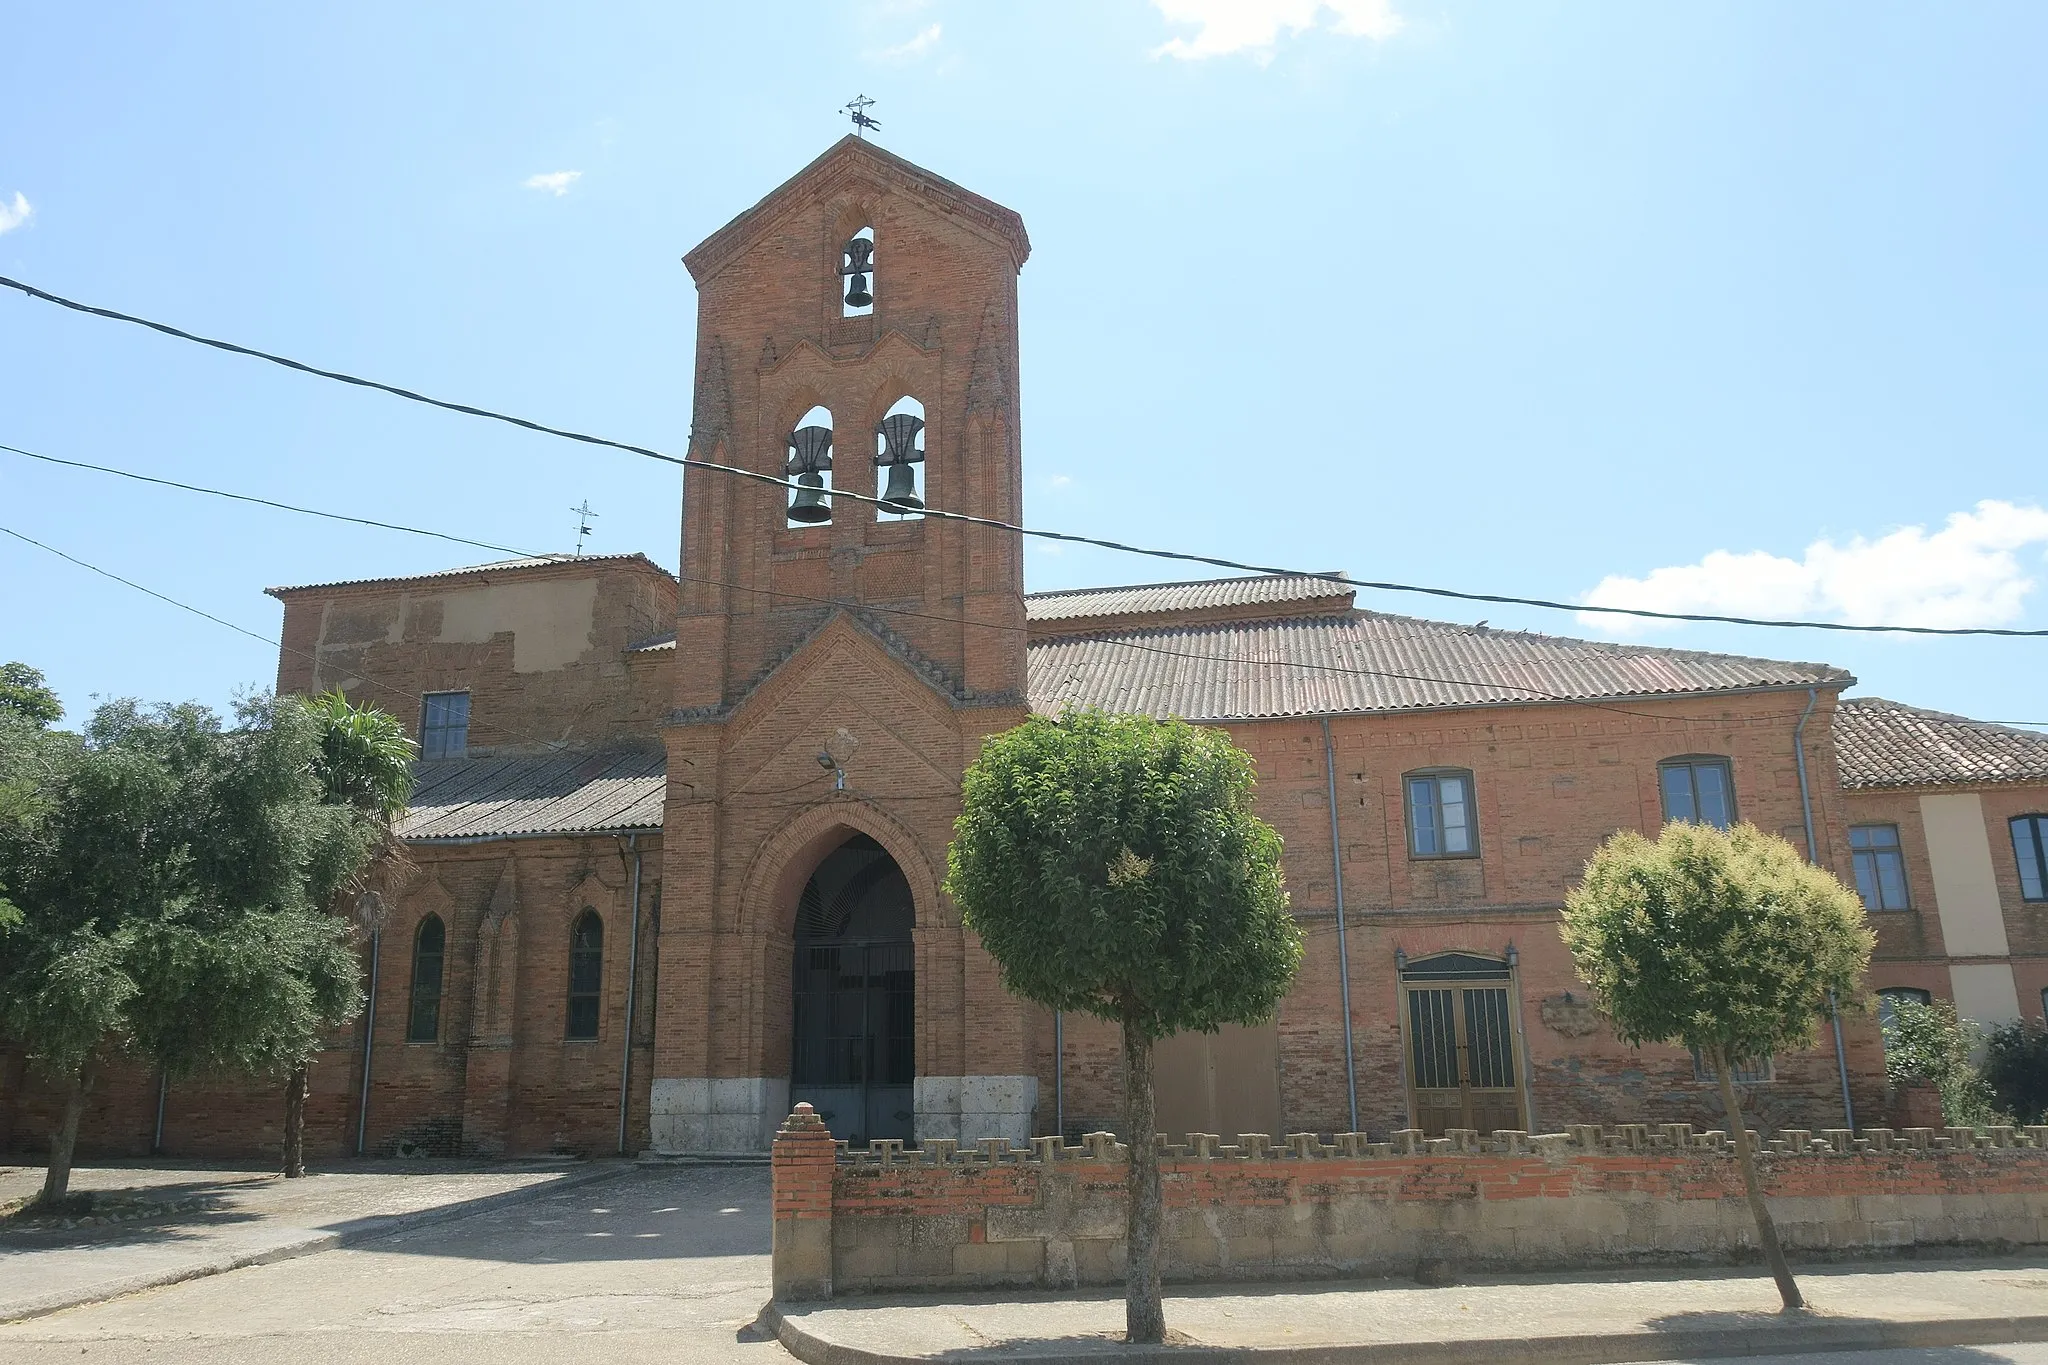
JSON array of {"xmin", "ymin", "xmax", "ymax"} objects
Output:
[
  {"xmin": 1579, "ymin": 501, "xmax": 2048, "ymax": 634},
  {"xmin": 1047, "ymin": 474, "xmax": 1073, "ymax": 490},
  {"xmin": 1152, "ymin": 0, "xmax": 1403, "ymax": 60},
  {"xmin": 878, "ymin": 23, "xmax": 942, "ymax": 60},
  {"xmin": 0, "ymin": 193, "xmax": 33, "ymax": 234},
  {"xmin": 522, "ymin": 170, "xmax": 582, "ymax": 197}
]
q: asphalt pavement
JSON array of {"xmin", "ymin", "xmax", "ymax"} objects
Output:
[{"xmin": 0, "ymin": 1162, "xmax": 789, "ymax": 1364}]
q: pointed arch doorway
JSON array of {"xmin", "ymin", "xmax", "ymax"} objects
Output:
[{"xmin": 790, "ymin": 834, "xmax": 916, "ymax": 1146}]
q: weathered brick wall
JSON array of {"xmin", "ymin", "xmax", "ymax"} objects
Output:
[
  {"xmin": 2, "ymin": 832, "xmax": 662, "ymax": 1164},
  {"xmin": 773, "ymin": 1111, "xmax": 2048, "ymax": 1298}
]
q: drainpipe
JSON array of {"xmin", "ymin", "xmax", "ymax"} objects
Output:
[
  {"xmin": 1321, "ymin": 718, "xmax": 1360, "ymax": 1134},
  {"xmin": 356, "ymin": 925, "xmax": 381, "ymax": 1157},
  {"xmin": 618, "ymin": 834, "xmax": 645, "ymax": 1156},
  {"xmin": 1793, "ymin": 686, "xmax": 1856, "ymax": 1130},
  {"xmin": 1054, "ymin": 1010, "xmax": 1064, "ymax": 1140},
  {"xmin": 152, "ymin": 1072, "xmax": 167, "ymax": 1155}
]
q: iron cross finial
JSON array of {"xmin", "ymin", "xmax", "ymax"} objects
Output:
[
  {"xmin": 570, "ymin": 499, "xmax": 599, "ymax": 557},
  {"xmin": 842, "ymin": 95, "xmax": 880, "ymax": 139}
]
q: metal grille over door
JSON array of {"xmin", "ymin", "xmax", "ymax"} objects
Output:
[
  {"xmin": 791, "ymin": 835, "xmax": 915, "ymax": 1146},
  {"xmin": 1400, "ymin": 952, "xmax": 1524, "ymax": 1136}
]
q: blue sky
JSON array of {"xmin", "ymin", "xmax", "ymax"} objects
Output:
[{"xmin": 2, "ymin": 1, "xmax": 2043, "ymax": 726}]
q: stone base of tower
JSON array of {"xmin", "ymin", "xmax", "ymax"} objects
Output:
[
  {"xmin": 648, "ymin": 1077, "xmax": 789, "ymax": 1155},
  {"xmin": 914, "ymin": 1075, "xmax": 1038, "ymax": 1147}
]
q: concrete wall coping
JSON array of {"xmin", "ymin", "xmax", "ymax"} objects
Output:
[{"xmin": 828, "ymin": 1122, "xmax": 2048, "ymax": 1167}]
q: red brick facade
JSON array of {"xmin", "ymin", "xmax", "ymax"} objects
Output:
[{"xmin": 7, "ymin": 138, "xmax": 2031, "ymax": 1166}]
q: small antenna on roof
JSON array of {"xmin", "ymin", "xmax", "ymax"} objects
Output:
[
  {"xmin": 571, "ymin": 500, "xmax": 599, "ymax": 557},
  {"xmin": 841, "ymin": 95, "xmax": 880, "ymax": 139}
]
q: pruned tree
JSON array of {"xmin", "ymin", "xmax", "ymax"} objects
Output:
[
  {"xmin": 946, "ymin": 710, "xmax": 1301, "ymax": 1344},
  {"xmin": 1560, "ymin": 820, "xmax": 1871, "ymax": 1311}
]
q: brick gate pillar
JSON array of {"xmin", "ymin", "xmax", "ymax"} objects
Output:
[{"xmin": 771, "ymin": 1103, "xmax": 836, "ymax": 1301}]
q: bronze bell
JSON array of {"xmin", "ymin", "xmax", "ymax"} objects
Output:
[
  {"xmin": 842, "ymin": 236, "xmax": 875, "ymax": 309},
  {"xmin": 787, "ymin": 471, "xmax": 831, "ymax": 523},
  {"xmin": 879, "ymin": 460, "xmax": 922, "ymax": 512}
]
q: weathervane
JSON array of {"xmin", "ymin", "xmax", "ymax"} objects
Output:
[
  {"xmin": 841, "ymin": 95, "xmax": 880, "ymax": 139},
  {"xmin": 571, "ymin": 499, "xmax": 598, "ymax": 557}
]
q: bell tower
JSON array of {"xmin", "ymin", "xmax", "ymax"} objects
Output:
[
  {"xmin": 670, "ymin": 135, "xmax": 1032, "ymax": 712},
  {"xmin": 651, "ymin": 139, "xmax": 1043, "ymax": 1156}
]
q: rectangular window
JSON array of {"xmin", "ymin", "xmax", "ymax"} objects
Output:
[
  {"xmin": 419, "ymin": 691, "xmax": 470, "ymax": 761},
  {"xmin": 1849, "ymin": 824, "xmax": 1911, "ymax": 910},
  {"xmin": 1405, "ymin": 771, "xmax": 1475, "ymax": 858},
  {"xmin": 2013, "ymin": 815, "xmax": 2048, "ymax": 902},
  {"xmin": 1660, "ymin": 758, "xmax": 1734, "ymax": 829},
  {"xmin": 1690, "ymin": 1048, "xmax": 1772, "ymax": 1083}
]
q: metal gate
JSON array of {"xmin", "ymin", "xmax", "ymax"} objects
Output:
[
  {"xmin": 789, "ymin": 835, "xmax": 915, "ymax": 1146},
  {"xmin": 1401, "ymin": 953, "xmax": 1525, "ymax": 1136}
]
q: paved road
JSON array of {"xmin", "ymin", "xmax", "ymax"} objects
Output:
[
  {"xmin": 0, "ymin": 1163, "xmax": 789, "ymax": 1364},
  {"xmin": 1642, "ymin": 1352, "xmax": 2048, "ymax": 1365}
]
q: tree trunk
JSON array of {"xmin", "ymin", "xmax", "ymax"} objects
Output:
[
  {"xmin": 1122, "ymin": 1019, "xmax": 1165, "ymax": 1345},
  {"xmin": 282, "ymin": 1064, "xmax": 309, "ymax": 1178},
  {"xmin": 1716, "ymin": 1048, "xmax": 1803, "ymax": 1310},
  {"xmin": 38, "ymin": 1069, "xmax": 88, "ymax": 1207}
]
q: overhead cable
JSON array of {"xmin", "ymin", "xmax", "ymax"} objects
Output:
[{"xmin": 5, "ymin": 274, "xmax": 2044, "ymax": 640}]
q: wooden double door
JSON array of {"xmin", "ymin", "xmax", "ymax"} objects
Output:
[{"xmin": 1401, "ymin": 954, "xmax": 1527, "ymax": 1136}]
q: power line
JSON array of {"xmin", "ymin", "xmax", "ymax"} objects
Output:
[
  {"xmin": 6, "ymin": 273, "xmax": 2045, "ymax": 641},
  {"xmin": 11, "ymin": 439, "xmax": 2046, "ymax": 731}
]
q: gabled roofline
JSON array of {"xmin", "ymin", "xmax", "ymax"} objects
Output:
[
  {"xmin": 683, "ymin": 136, "xmax": 1031, "ymax": 285},
  {"xmin": 265, "ymin": 552, "xmax": 676, "ymax": 599}
]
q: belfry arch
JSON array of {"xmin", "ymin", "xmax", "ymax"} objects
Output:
[{"xmin": 788, "ymin": 834, "xmax": 916, "ymax": 1146}]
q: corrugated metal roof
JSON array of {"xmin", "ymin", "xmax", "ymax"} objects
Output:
[
  {"xmin": 1833, "ymin": 697, "xmax": 2048, "ymax": 790},
  {"xmin": 267, "ymin": 553, "xmax": 671, "ymax": 597},
  {"xmin": 1025, "ymin": 612, "xmax": 1850, "ymax": 722},
  {"xmin": 398, "ymin": 747, "xmax": 666, "ymax": 841},
  {"xmin": 1025, "ymin": 574, "xmax": 1353, "ymax": 623}
]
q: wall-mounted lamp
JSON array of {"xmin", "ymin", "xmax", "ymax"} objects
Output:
[
  {"xmin": 1505, "ymin": 941, "xmax": 1518, "ymax": 968},
  {"xmin": 1394, "ymin": 946, "xmax": 1407, "ymax": 970}
]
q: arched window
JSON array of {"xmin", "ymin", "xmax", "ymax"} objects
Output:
[
  {"xmin": 1403, "ymin": 768, "xmax": 1476, "ymax": 858},
  {"xmin": 840, "ymin": 226, "xmax": 875, "ymax": 317},
  {"xmin": 566, "ymin": 909, "xmax": 603, "ymax": 1040},
  {"xmin": 1876, "ymin": 986, "xmax": 1933, "ymax": 1038},
  {"xmin": 1658, "ymin": 756, "xmax": 1735, "ymax": 829},
  {"xmin": 407, "ymin": 915, "xmax": 445, "ymax": 1043},
  {"xmin": 875, "ymin": 396, "xmax": 926, "ymax": 519},
  {"xmin": 787, "ymin": 406, "xmax": 834, "ymax": 527},
  {"xmin": 2012, "ymin": 815, "xmax": 2048, "ymax": 902}
]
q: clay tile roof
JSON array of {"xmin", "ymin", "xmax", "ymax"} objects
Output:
[
  {"xmin": 1025, "ymin": 610, "xmax": 1850, "ymax": 723},
  {"xmin": 1832, "ymin": 697, "xmax": 2048, "ymax": 790},
  {"xmin": 397, "ymin": 746, "xmax": 665, "ymax": 842},
  {"xmin": 1025, "ymin": 574, "xmax": 1354, "ymax": 627},
  {"xmin": 266, "ymin": 553, "xmax": 671, "ymax": 598}
]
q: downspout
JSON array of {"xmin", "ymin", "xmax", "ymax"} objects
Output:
[
  {"xmin": 152, "ymin": 1072, "xmax": 167, "ymax": 1155},
  {"xmin": 618, "ymin": 833, "xmax": 645, "ymax": 1157},
  {"xmin": 1054, "ymin": 1010, "xmax": 1064, "ymax": 1140},
  {"xmin": 1793, "ymin": 686, "xmax": 1855, "ymax": 1129},
  {"xmin": 1321, "ymin": 718, "xmax": 1360, "ymax": 1134},
  {"xmin": 355, "ymin": 926, "xmax": 381, "ymax": 1157}
]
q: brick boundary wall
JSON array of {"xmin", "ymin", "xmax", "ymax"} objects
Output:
[{"xmin": 768, "ymin": 1105, "xmax": 2048, "ymax": 1301}]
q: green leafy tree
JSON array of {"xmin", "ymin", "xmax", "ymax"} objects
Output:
[
  {"xmin": 0, "ymin": 662, "xmax": 63, "ymax": 728},
  {"xmin": 1882, "ymin": 998, "xmax": 2003, "ymax": 1127},
  {"xmin": 1981, "ymin": 1016, "xmax": 2048, "ymax": 1125},
  {"xmin": 274, "ymin": 690, "xmax": 415, "ymax": 1177},
  {"xmin": 0, "ymin": 696, "xmax": 384, "ymax": 1203},
  {"xmin": 1560, "ymin": 820, "xmax": 1872, "ymax": 1312},
  {"xmin": 946, "ymin": 710, "xmax": 1301, "ymax": 1344}
]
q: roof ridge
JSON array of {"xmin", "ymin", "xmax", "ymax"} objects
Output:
[
  {"xmin": 1345, "ymin": 607, "xmax": 1851, "ymax": 679},
  {"xmin": 1024, "ymin": 571, "xmax": 1350, "ymax": 602}
]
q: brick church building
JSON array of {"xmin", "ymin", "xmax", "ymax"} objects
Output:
[{"xmin": 7, "ymin": 139, "xmax": 2047, "ymax": 1160}]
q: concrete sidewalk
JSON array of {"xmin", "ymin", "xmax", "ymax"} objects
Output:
[
  {"xmin": 0, "ymin": 1157, "xmax": 623, "ymax": 1323},
  {"xmin": 766, "ymin": 1257, "xmax": 2048, "ymax": 1364}
]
